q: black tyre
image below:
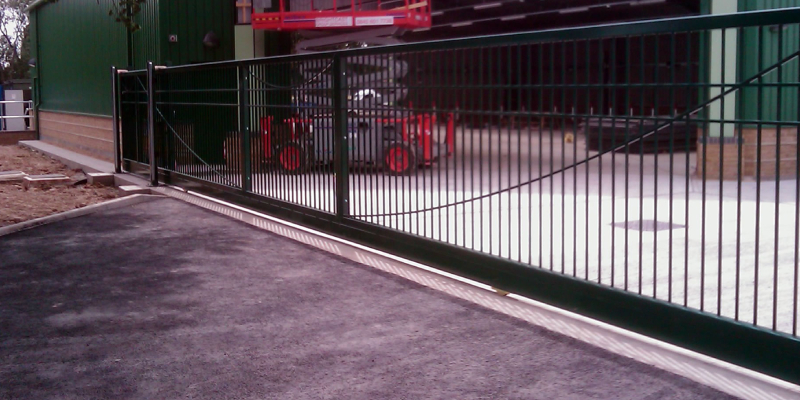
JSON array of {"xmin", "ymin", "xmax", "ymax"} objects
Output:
[
  {"xmin": 382, "ymin": 142, "xmax": 417, "ymax": 176},
  {"xmin": 276, "ymin": 142, "xmax": 309, "ymax": 174}
]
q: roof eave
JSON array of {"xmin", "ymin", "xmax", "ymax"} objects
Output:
[{"xmin": 25, "ymin": 0, "xmax": 51, "ymax": 13}]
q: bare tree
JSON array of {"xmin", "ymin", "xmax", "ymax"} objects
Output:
[{"xmin": 0, "ymin": 0, "xmax": 32, "ymax": 82}]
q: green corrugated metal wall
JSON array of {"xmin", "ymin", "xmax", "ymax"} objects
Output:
[
  {"xmin": 132, "ymin": 0, "xmax": 161, "ymax": 70},
  {"xmin": 159, "ymin": 0, "xmax": 235, "ymax": 66},
  {"xmin": 738, "ymin": 0, "xmax": 800, "ymax": 122},
  {"xmin": 31, "ymin": 0, "xmax": 236, "ymax": 116},
  {"xmin": 34, "ymin": 0, "xmax": 128, "ymax": 115}
]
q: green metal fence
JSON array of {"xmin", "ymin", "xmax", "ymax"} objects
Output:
[{"xmin": 118, "ymin": 8, "xmax": 800, "ymax": 384}]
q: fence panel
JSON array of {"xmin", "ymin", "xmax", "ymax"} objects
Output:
[{"xmin": 118, "ymin": 8, "xmax": 800, "ymax": 384}]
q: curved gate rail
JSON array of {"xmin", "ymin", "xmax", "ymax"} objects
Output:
[{"xmin": 117, "ymin": 8, "xmax": 800, "ymax": 384}]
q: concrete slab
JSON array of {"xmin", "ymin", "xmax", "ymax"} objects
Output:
[
  {"xmin": 0, "ymin": 170, "xmax": 27, "ymax": 182},
  {"xmin": 22, "ymin": 174, "xmax": 71, "ymax": 189},
  {"xmin": 118, "ymin": 185, "xmax": 151, "ymax": 197},
  {"xmin": 18, "ymin": 140, "xmax": 114, "ymax": 173},
  {"xmin": 0, "ymin": 197, "xmax": 737, "ymax": 400},
  {"xmin": 86, "ymin": 172, "xmax": 115, "ymax": 186}
]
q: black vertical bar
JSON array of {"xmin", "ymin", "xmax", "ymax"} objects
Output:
[
  {"xmin": 624, "ymin": 36, "xmax": 632, "ymax": 291},
  {"xmin": 333, "ymin": 56, "xmax": 350, "ymax": 218},
  {"xmin": 111, "ymin": 66, "xmax": 122, "ymax": 174},
  {"xmin": 572, "ymin": 40, "xmax": 579, "ymax": 277},
  {"xmin": 772, "ymin": 25, "xmax": 784, "ymax": 331},
  {"xmin": 653, "ymin": 34, "xmax": 660, "ymax": 298},
  {"xmin": 517, "ymin": 44, "xmax": 523, "ymax": 264},
  {"xmin": 609, "ymin": 38, "xmax": 617, "ymax": 287},
  {"xmin": 754, "ymin": 25, "xmax": 764, "ymax": 326},
  {"xmin": 147, "ymin": 61, "xmax": 158, "ymax": 187},
  {"xmin": 794, "ymin": 22, "xmax": 800, "ymax": 336},
  {"xmin": 507, "ymin": 45, "xmax": 513, "ymax": 261},
  {"xmin": 239, "ymin": 65, "xmax": 252, "ymax": 193},
  {"xmin": 538, "ymin": 42, "xmax": 545, "ymax": 269},
  {"xmin": 736, "ymin": 27, "xmax": 745, "ymax": 322},
  {"xmin": 549, "ymin": 42, "xmax": 555, "ymax": 271},
  {"xmin": 668, "ymin": 32, "xmax": 676, "ymax": 303},
  {"xmin": 685, "ymin": 31, "xmax": 693, "ymax": 308},
  {"xmin": 584, "ymin": 39, "xmax": 591, "ymax": 280},
  {"xmin": 488, "ymin": 46, "xmax": 494, "ymax": 256},
  {"xmin": 528, "ymin": 43, "xmax": 533, "ymax": 266},
  {"xmin": 718, "ymin": 29, "xmax": 727, "ymax": 315},
  {"xmin": 638, "ymin": 35, "xmax": 645, "ymax": 294},
  {"xmin": 597, "ymin": 38, "xmax": 604, "ymax": 283}
]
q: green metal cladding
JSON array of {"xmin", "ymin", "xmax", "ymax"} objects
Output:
[
  {"xmin": 159, "ymin": 0, "xmax": 235, "ymax": 66},
  {"xmin": 31, "ymin": 0, "xmax": 236, "ymax": 116},
  {"xmin": 33, "ymin": 0, "xmax": 128, "ymax": 115},
  {"xmin": 131, "ymin": 0, "xmax": 160, "ymax": 70},
  {"xmin": 737, "ymin": 0, "xmax": 800, "ymax": 123}
]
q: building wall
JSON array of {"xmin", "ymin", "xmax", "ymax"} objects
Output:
[
  {"xmin": 38, "ymin": 111, "xmax": 115, "ymax": 161},
  {"xmin": 159, "ymin": 0, "xmax": 235, "ymax": 66},
  {"xmin": 30, "ymin": 0, "xmax": 236, "ymax": 161},
  {"xmin": 738, "ymin": 0, "xmax": 800, "ymax": 123},
  {"xmin": 132, "ymin": 0, "xmax": 161, "ymax": 70},
  {"xmin": 33, "ymin": 0, "xmax": 128, "ymax": 116},
  {"xmin": 31, "ymin": 0, "xmax": 128, "ymax": 160}
]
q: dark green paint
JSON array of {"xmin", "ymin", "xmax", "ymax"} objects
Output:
[
  {"xmin": 738, "ymin": 0, "xmax": 800, "ymax": 123},
  {"xmin": 131, "ymin": 0, "xmax": 160, "ymax": 70},
  {"xmin": 34, "ymin": 0, "xmax": 128, "ymax": 115},
  {"xmin": 159, "ymin": 0, "xmax": 235, "ymax": 66},
  {"xmin": 31, "ymin": 0, "xmax": 236, "ymax": 116}
]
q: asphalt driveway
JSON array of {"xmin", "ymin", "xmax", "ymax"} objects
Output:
[{"xmin": 0, "ymin": 196, "xmax": 737, "ymax": 399}]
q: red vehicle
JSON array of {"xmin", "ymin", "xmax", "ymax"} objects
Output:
[{"xmin": 261, "ymin": 110, "xmax": 454, "ymax": 175}]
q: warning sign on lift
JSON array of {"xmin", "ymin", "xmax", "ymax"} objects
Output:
[
  {"xmin": 315, "ymin": 17, "xmax": 353, "ymax": 27},
  {"xmin": 355, "ymin": 16, "xmax": 394, "ymax": 26}
]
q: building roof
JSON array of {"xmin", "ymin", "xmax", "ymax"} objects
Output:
[{"xmin": 26, "ymin": 0, "xmax": 52, "ymax": 13}]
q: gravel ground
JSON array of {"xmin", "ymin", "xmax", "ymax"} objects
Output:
[{"xmin": 0, "ymin": 145, "xmax": 117, "ymax": 227}]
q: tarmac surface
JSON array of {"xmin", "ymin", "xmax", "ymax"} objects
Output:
[{"xmin": 0, "ymin": 196, "xmax": 739, "ymax": 399}]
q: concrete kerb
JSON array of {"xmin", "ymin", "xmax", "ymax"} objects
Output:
[
  {"xmin": 0, "ymin": 194, "xmax": 160, "ymax": 238},
  {"xmin": 18, "ymin": 140, "xmax": 114, "ymax": 173},
  {"xmin": 151, "ymin": 185, "xmax": 800, "ymax": 400}
]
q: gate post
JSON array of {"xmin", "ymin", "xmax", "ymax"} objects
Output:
[
  {"xmin": 333, "ymin": 56, "xmax": 350, "ymax": 218},
  {"xmin": 110, "ymin": 66, "xmax": 122, "ymax": 174},
  {"xmin": 238, "ymin": 65, "xmax": 252, "ymax": 192},
  {"xmin": 146, "ymin": 61, "xmax": 158, "ymax": 187}
]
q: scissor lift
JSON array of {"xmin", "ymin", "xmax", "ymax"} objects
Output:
[
  {"xmin": 247, "ymin": 0, "xmax": 448, "ymax": 175},
  {"xmin": 252, "ymin": 0, "xmax": 431, "ymax": 31}
]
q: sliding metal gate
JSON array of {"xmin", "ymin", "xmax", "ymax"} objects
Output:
[{"xmin": 117, "ymin": 9, "xmax": 800, "ymax": 384}]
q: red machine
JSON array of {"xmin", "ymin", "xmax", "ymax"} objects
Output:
[
  {"xmin": 260, "ymin": 113, "xmax": 454, "ymax": 175},
  {"xmin": 252, "ymin": 0, "xmax": 431, "ymax": 31}
]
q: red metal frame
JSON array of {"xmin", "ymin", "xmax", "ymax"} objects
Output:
[{"xmin": 252, "ymin": 0, "xmax": 431, "ymax": 31}]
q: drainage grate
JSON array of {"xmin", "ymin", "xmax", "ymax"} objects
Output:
[{"xmin": 611, "ymin": 220, "xmax": 686, "ymax": 232}]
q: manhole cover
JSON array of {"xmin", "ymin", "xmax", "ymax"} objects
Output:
[{"xmin": 611, "ymin": 220, "xmax": 685, "ymax": 232}]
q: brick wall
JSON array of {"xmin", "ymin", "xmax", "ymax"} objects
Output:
[
  {"xmin": 38, "ymin": 111, "xmax": 114, "ymax": 162},
  {"xmin": 0, "ymin": 131, "xmax": 37, "ymax": 146},
  {"xmin": 696, "ymin": 127, "xmax": 799, "ymax": 180}
]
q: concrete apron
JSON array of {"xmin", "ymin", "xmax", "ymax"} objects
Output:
[{"xmin": 11, "ymin": 139, "xmax": 800, "ymax": 400}]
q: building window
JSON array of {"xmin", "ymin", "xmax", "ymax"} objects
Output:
[{"xmin": 236, "ymin": 0, "xmax": 252, "ymax": 25}]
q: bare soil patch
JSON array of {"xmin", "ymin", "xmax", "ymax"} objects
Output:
[{"xmin": 0, "ymin": 145, "xmax": 118, "ymax": 228}]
